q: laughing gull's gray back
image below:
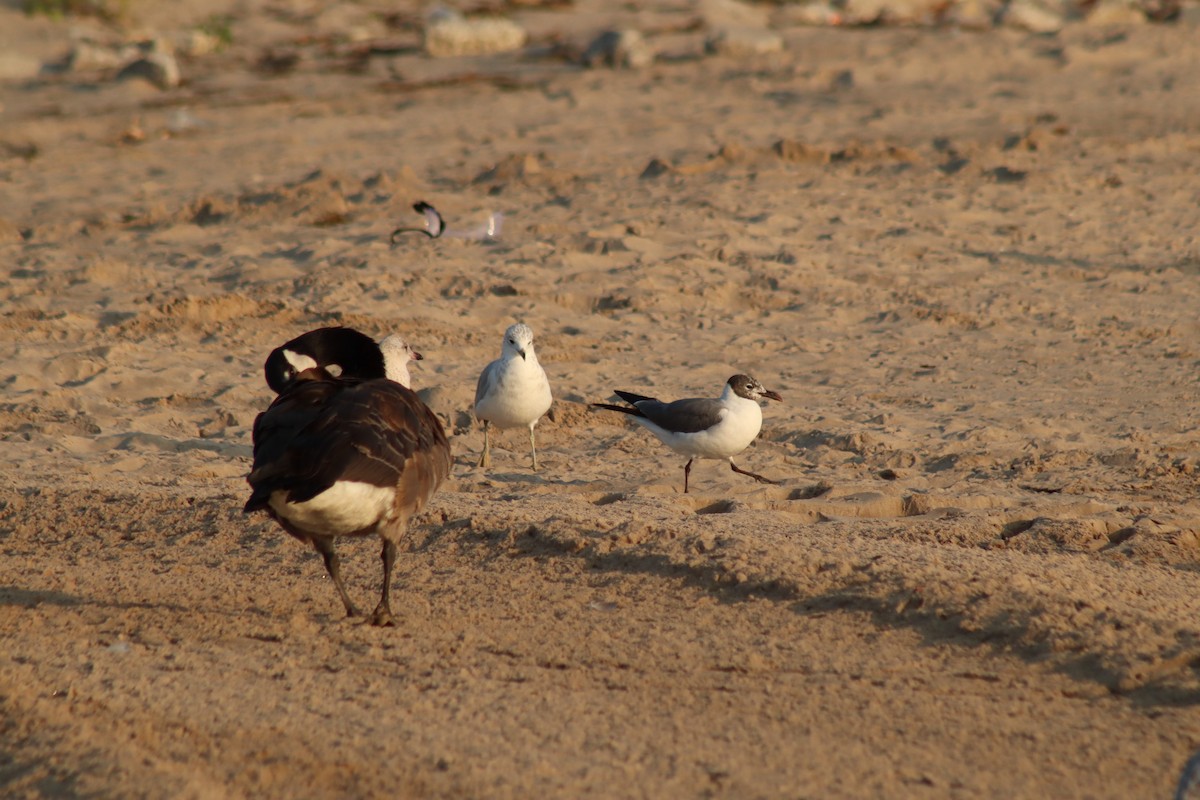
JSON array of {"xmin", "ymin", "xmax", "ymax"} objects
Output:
[
  {"xmin": 611, "ymin": 393, "xmax": 729, "ymax": 434},
  {"xmin": 591, "ymin": 374, "xmax": 782, "ymax": 493},
  {"xmin": 474, "ymin": 323, "xmax": 554, "ymax": 471}
]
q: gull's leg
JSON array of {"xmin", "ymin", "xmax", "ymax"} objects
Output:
[
  {"xmin": 529, "ymin": 425, "xmax": 539, "ymax": 472},
  {"xmin": 311, "ymin": 537, "xmax": 361, "ymax": 618},
  {"xmin": 683, "ymin": 458, "xmax": 694, "ymax": 494},
  {"xmin": 730, "ymin": 460, "xmax": 779, "ymax": 485},
  {"xmin": 370, "ymin": 537, "xmax": 398, "ymax": 627},
  {"xmin": 478, "ymin": 420, "xmax": 491, "ymax": 468}
]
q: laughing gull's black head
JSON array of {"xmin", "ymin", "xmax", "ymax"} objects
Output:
[
  {"xmin": 264, "ymin": 327, "xmax": 384, "ymax": 393},
  {"xmin": 728, "ymin": 374, "xmax": 783, "ymax": 403}
]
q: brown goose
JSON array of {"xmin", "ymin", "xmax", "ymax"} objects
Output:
[{"xmin": 244, "ymin": 366, "xmax": 450, "ymax": 626}]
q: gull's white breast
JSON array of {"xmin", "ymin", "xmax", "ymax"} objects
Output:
[
  {"xmin": 639, "ymin": 397, "xmax": 763, "ymax": 459},
  {"xmin": 476, "ymin": 357, "xmax": 553, "ymax": 429}
]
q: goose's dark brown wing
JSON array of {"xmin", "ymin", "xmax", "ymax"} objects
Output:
[
  {"xmin": 245, "ymin": 376, "xmax": 449, "ymax": 516},
  {"xmin": 250, "ymin": 372, "xmax": 342, "ymax": 465}
]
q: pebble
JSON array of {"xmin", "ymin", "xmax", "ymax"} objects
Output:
[
  {"xmin": 66, "ymin": 39, "xmax": 128, "ymax": 72},
  {"xmin": 176, "ymin": 29, "xmax": 225, "ymax": 58},
  {"xmin": 699, "ymin": 0, "xmax": 771, "ymax": 28},
  {"xmin": 1001, "ymin": 0, "xmax": 1065, "ymax": 32},
  {"xmin": 639, "ymin": 158, "xmax": 676, "ymax": 180},
  {"xmin": 116, "ymin": 51, "xmax": 181, "ymax": 90},
  {"xmin": 473, "ymin": 153, "xmax": 541, "ymax": 184},
  {"xmin": 843, "ymin": 0, "xmax": 947, "ymax": 24},
  {"xmin": 774, "ymin": 2, "xmax": 845, "ymax": 26},
  {"xmin": 424, "ymin": 9, "xmax": 527, "ymax": 58},
  {"xmin": 1084, "ymin": 0, "xmax": 1148, "ymax": 24},
  {"xmin": 705, "ymin": 28, "xmax": 784, "ymax": 58},
  {"xmin": 947, "ymin": 0, "xmax": 1000, "ymax": 29},
  {"xmin": 841, "ymin": 0, "xmax": 890, "ymax": 23},
  {"xmin": 581, "ymin": 30, "xmax": 654, "ymax": 69},
  {"xmin": 774, "ymin": 139, "xmax": 830, "ymax": 164}
]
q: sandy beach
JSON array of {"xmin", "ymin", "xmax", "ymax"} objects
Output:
[{"xmin": 3, "ymin": 1, "xmax": 1200, "ymax": 796}]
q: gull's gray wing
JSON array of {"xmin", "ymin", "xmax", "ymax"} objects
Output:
[
  {"xmin": 632, "ymin": 397, "xmax": 726, "ymax": 434},
  {"xmin": 475, "ymin": 359, "xmax": 501, "ymax": 408}
]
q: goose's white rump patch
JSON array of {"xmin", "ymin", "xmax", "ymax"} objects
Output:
[{"xmin": 269, "ymin": 480, "xmax": 394, "ymax": 536}]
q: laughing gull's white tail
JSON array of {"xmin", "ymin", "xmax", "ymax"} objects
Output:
[{"xmin": 591, "ymin": 374, "xmax": 782, "ymax": 493}]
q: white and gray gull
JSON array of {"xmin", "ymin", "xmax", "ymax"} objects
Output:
[
  {"xmin": 474, "ymin": 323, "xmax": 553, "ymax": 471},
  {"xmin": 264, "ymin": 326, "xmax": 421, "ymax": 393},
  {"xmin": 591, "ymin": 374, "xmax": 782, "ymax": 493},
  {"xmin": 244, "ymin": 330, "xmax": 449, "ymax": 626}
]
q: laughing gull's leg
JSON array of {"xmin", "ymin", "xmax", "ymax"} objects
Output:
[
  {"xmin": 730, "ymin": 460, "xmax": 778, "ymax": 485},
  {"xmin": 529, "ymin": 426, "xmax": 539, "ymax": 472},
  {"xmin": 479, "ymin": 420, "xmax": 492, "ymax": 468},
  {"xmin": 311, "ymin": 537, "xmax": 361, "ymax": 618},
  {"xmin": 684, "ymin": 458, "xmax": 694, "ymax": 494},
  {"xmin": 370, "ymin": 538, "xmax": 398, "ymax": 627}
]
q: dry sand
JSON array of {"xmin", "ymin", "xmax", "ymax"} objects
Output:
[{"xmin": 3, "ymin": 1, "xmax": 1200, "ymax": 797}]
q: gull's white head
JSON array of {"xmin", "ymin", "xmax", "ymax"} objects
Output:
[
  {"xmin": 379, "ymin": 334, "xmax": 422, "ymax": 388},
  {"xmin": 500, "ymin": 323, "xmax": 536, "ymax": 362}
]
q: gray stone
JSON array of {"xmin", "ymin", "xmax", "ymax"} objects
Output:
[
  {"xmin": 705, "ymin": 28, "xmax": 784, "ymax": 57},
  {"xmin": 66, "ymin": 40, "xmax": 125, "ymax": 72},
  {"xmin": 116, "ymin": 51, "xmax": 180, "ymax": 89},
  {"xmin": 582, "ymin": 30, "xmax": 654, "ymax": 69}
]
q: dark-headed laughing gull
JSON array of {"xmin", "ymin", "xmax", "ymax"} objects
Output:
[
  {"xmin": 474, "ymin": 323, "xmax": 553, "ymax": 471},
  {"xmin": 244, "ymin": 361, "xmax": 450, "ymax": 626},
  {"xmin": 264, "ymin": 326, "xmax": 422, "ymax": 393},
  {"xmin": 591, "ymin": 374, "xmax": 782, "ymax": 493}
]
